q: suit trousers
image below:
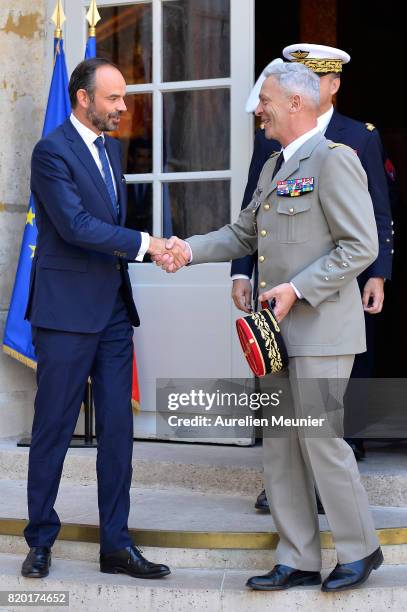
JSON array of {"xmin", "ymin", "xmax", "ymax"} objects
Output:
[
  {"xmin": 24, "ymin": 289, "xmax": 134, "ymax": 553},
  {"xmin": 262, "ymin": 355, "xmax": 379, "ymax": 570}
]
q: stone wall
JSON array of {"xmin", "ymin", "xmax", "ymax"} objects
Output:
[{"xmin": 0, "ymin": 2, "xmax": 47, "ymax": 437}]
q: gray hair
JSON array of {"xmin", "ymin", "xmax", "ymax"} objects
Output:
[{"xmin": 264, "ymin": 62, "xmax": 320, "ymax": 108}]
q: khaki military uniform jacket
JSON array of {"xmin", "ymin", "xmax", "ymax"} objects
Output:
[{"xmin": 187, "ymin": 132, "xmax": 378, "ymax": 357}]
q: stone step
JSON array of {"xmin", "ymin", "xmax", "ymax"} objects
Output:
[
  {"xmin": 0, "ymin": 552, "xmax": 406, "ymax": 612},
  {"xmin": 1, "ymin": 534, "xmax": 406, "ymax": 571},
  {"xmin": 1, "ymin": 437, "xmax": 407, "ymax": 506},
  {"xmin": 1, "ymin": 481, "xmax": 407, "ymax": 568}
]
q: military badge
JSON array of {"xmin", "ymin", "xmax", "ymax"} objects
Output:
[{"xmin": 277, "ymin": 177, "xmax": 314, "ymax": 197}]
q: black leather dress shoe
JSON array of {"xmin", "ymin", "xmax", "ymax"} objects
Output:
[
  {"xmin": 21, "ymin": 547, "xmax": 51, "ymax": 578},
  {"xmin": 316, "ymin": 493, "xmax": 325, "ymax": 515},
  {"xmin": 255, "ymin": 489, "xmax": 325, "ymax": 515},
  {"xmin": 254, "ymin": 489, "xmax": 270, "ymax": 512},
  {"xmin": 321, "ymin": 547, "xmax": 383, "ymax": 592},
  {"xmin": 345, "ymin": 438, "xmax": 365, "ymax": 461},
  {"xmin": 100, "ymin": 545, "xmax": 170, "ymax": 579},
  {"xmin": 247, "ymin": 564, "xmax": 322, "ymax": 590}
]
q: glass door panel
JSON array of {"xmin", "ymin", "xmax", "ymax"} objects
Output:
[
  {"xmin": 162, "ymin": 89, "xmax": 230, "ymax": 172},
  {"xmin": 163, "ymin": 180, "xmax": 230, "ymax": 237},
  {"xmin": 126, "ymin": 182, "xmax": 153, "ymax": 234},
  {"xmin": 97, "ymin": 3, "xmax": 153, "ymax": 84},
  {"xmin": 117, "ymin": 94, "xmax": 153, "ymax": 174},
  {"xmin": 162, "ymin": 0, "xmax": 230, "ymax": 81}
]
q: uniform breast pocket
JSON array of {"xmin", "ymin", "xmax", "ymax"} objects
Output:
[{"xmin": 275, "ymin": 196, "xmax": 312, "ymax": 243}]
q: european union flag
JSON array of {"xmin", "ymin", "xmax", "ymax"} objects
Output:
[{"xmin": 3, "ymin": 38, "xmax": 71, "ymax": 368}]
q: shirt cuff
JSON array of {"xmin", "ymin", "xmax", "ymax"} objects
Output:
[
  {"xmin": 231, "ymin": 274, "xmax": 251, "ymax": 281},
  {"xmin": 136, "ymin": 232, "xmax": 150, "ymax": 262},
  {"xmin": 185, "ymin": 241, "xmax": 193, "ymax": 263},
  {"xmin": 290, "ymin": 282, "xmax": 302, "ymax": 299}
]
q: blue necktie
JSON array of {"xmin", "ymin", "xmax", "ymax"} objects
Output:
[{"xmin": 94, "ymin": 136, "xmax": 119, "ymax": 219}]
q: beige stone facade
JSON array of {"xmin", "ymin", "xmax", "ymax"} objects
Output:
[{"xmin": 0, "ymin": 2, "xmax": 47, "ymax": 436}]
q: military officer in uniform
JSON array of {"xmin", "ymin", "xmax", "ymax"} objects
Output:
[
  {"xmin": 157, "ymin": 61, "xmax": 383, "ymax": 591},
  {"xmin": 231, "ymin": 44, "xmax": 394, "ymax": 514}
]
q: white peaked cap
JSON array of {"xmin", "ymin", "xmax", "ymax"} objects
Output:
[
  {"xmin": 245, "ymin": 58, "xmax": 284, "ymax": 114},
  {"xmin": 282, "ymin": 43, "xmax": 350, "ymax": 73}
]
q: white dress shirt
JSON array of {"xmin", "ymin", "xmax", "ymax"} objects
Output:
[
  {"xmin": 281, "ymin": 124, "xmax": 320, "ymax": 163},
  {"xmin": 69, "ymin": 113, "xmax": 149, "ymax": 262},
  {"xmin": 70, "ymin": 113, "xmax": 118, "ymax": 198},
  {"xmin": 317, "ymin": 105, "xmax": 334, "ymax": 135}
]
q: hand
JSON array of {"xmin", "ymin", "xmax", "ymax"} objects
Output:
[
  {"xmin": 232, "ymin": 279, "xmax": 252, "ymax": 313},
  {"xmin": 362, "ymin": 277, "xmax": 385, "ymax": 314},
  {"xmin": 150, "ymin": 236, "xmax": 190, "ymax": 273},
  {"xmin": 259, "ymin": 283, "xmax": 297, "ymax": 322}
]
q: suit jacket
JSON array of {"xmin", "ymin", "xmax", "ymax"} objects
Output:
[
  {"xmin": 188, "ymin": 133, "xmax": 378, "ymax": 357},
  {"xmin": 26, "ymin": 118, "xmax": 141, "ymax": 333},
  {"xmin": 231, "ymin": 109, "xmax": 393, "ymax": 284}
]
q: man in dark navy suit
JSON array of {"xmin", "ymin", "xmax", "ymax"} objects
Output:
[
  {"xmin": 231, "ymin": 45, "xmax": 394, "ymax": 514},
  {"xmin": 21, "ymin": 58, "xmax": 187, "ymax": 579}
]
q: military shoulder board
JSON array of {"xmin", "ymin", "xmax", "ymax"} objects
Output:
[{"xmin": 328, "ymin": 142, "xmax": 357, "ymax": 156}]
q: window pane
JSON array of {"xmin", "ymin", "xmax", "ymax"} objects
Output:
[
  {"xmin": 97, "ymin": 3, "xmax": 152, "ymax": 84},
  {"xmin": 114, "ymin": 94, "xmax": 153, "ymax": 174},
  {"xmin": 163, "ymin": 89, "xmax": 230, "ymax": 172},
  {"xmin": 125, "ymin": 183, "xmax": 153, "ymax": 235},
  {"xmin": 163, "ymin": 0, "xmax": 230, "ymax": 81},
  {"xmin": 163, "ymin": 181, "xmax": 230, "ymax": 238}
]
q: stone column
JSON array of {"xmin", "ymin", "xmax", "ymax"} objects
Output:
[{"xmin": 0, "ymin": 2, "xmax": 47, "ymax": 437}]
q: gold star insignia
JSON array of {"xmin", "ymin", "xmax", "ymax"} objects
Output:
[
  {"xmin": 26, "ymin": 207, "xmax": 35, "ymax": 226},
  {"xmin": 291, "ymin": 50, "xmax": 310, "ymax": 60},
  {"xmin": 28, "ymin": 245, "xmax": 36, "ymax": 259}
]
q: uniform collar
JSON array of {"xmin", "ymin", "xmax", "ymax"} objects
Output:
[{"xmin": 282, "ymin": 125, "xmax": 321, "ymax": 162}]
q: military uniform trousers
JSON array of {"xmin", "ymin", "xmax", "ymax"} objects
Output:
[
  {"xmin": 262, "ymin": 354, "xmax": 379, "ymax": 570},
  {"xmin": 24, "ymin": 288, "xmax": 134, "ymax": 554}
]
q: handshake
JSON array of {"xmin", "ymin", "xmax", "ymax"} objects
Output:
[{"xmin": 147, "ymin": 236, "xmax": 191, "ymax": 273}]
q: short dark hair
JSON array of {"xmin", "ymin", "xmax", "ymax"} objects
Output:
[{"xmin": 68, "ymin": 57, "xmax": 121, "ymax": 108}]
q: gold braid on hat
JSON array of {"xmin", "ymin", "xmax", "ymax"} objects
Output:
[{"xmin": 290, "ymin": 51, "xmax": 343, "ymax": 74}]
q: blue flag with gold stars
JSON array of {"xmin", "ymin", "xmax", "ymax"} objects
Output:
[{"xmin": 3, "ymin": 38, "xmax": 71, "ymax": 368}]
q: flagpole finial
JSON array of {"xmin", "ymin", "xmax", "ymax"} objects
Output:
[
  {"xmin": 51, "ymin": 0, "xmax": 66, "ymax": 39},
  {"xmin": 86, "ymin": 0, "xmax": 101, "ymax": 37}
]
